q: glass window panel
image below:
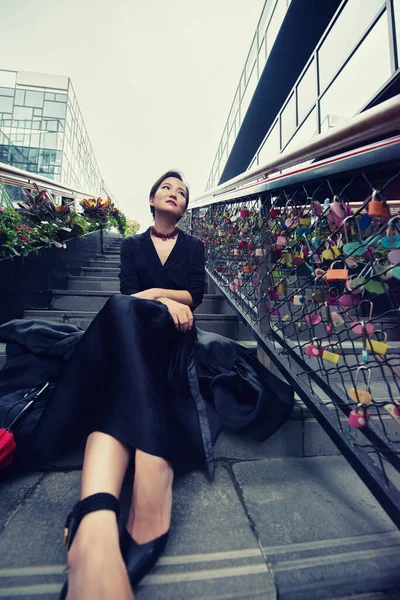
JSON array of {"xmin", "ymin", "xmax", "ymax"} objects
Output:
[
  {"xmin": 284, "ymin": 108, "xmax": 317, "ymax": 152},
  {"xmin": 296, "ymin": 59, "xmax": 316, "ymax": 125},
  {"xmin": 25, "ymin": 91, "xmax": 44, "ymax": 108},
  {"xmin": 0, "ymin": 71, "xmax": 16, "ymax": 87},
  {"xmin": 33, "ymin": 108, "xmax": 42, "ymax": 116},
  {"xmin": 394, "ymin": 0, "xmax": 400, "ymax": 63},
  {"xmin": 245, "ymin": 36, "xmax": 257, "ymax": 83},
  {"xmin": 258, "ymin": 0, "xmax": 273, "ymax": 40},
  {"xmin": 320, "ymin": 13, "xmax": 391, "ymax": 131},
  {"xmin": 318, "ymin": 0, "xmax": 385, "ymax": 92},
  {"xmin": 14, "ymin": 90, "xmax": 25, "ymax": 105},
  {"xmin": 0, "ymin": 96, "xmax": 13, "ymax": 112},
  {"xmin": 266, "ymin": 0, "xmax": 287, "ymax": 58},
  {"xmin": 258, "ymin": 37, "xmax": 266, "ymax": 76},
  {"xmin": 44, "ymin": 119, "xmax": 59, "ymax": 132},
  {"xmin": 30, "ymin": 133, "xmax": 40, "ymax": 148},
  {"xmin": 55, "ymin": 93, "xmax": 67, "ymax": 102},
  {"xmin": 280, "ymin": 92, "xmax": 296, "ymax": 147},
  {"xmin": 43, "ymin": 101, "xmax": 66, "ymax": 119},
  {"xmin": 45, "ymin": 92, "xmax": 56, "ymax": 101},
  {"xmin": 32, "ymin": 121, "xmax": 41, "ymax": 130},
  {"xmin": 0, "ymin": 87, "xmax": 14, "ymax": 97},
  {"xmin": 258, "ymin": 120, "xmax": 280, "ymax": 165},
  {"xmin": 13, "ymin": 106, "xmax": 33, "ymax": 120},
  {"xmin": 241, "ymin": 65, "xmax": 257, "ymax": 120}
]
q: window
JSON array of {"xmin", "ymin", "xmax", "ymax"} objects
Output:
[
  {"xmin": 241, "ymin": 64, "xmax": 257, "ymax": 120},
  {"xmin": 284, "ymin": 108, "xmax": 317, "ymax": 152},
  {"xmin": 394, "ymin": 0, "xmax": 400, "ymax": 65},
  {"xmin": 45, "ymin": 92, "xmax": 56, "ymax": 101},
  {"xmin": 280, "ymin": 92, "xmax": 296, "ymax": 147},
  {"xmin": 266, "ymin": 0, "xmax": 287, "ymax": 58},
  {"xmin": 25, "ymin": 91, "xmax": 44, "ymax": 108},
  {"xmin": 14, "ymin": 90, "xmax": 25, "ymax": 105},
  {"xmin": 319, "ymin": 13, "xmax": 391, "ymax": 129},
  {"xmin": 0, "ymin": 71, "xmax": 16, "ymax": 88},
  {"xmin": 43, "ymin": 101, "xmax": 66, "ymax": 119},
  {"xmin": 258, "ymin": 120, "xmax": 280, "ymax": 166},
  {"xmin": 296, "ymin": 60, "xmax": 316, "ymax": 124},
  {"xmin": 318, "ymin": 0, "xmax": 385, "ymax": 92},
  {"xmin": 13, "ymin": 106, "xmax": 33, "ymax": 120},
  {"xmin": 55, "ymin": 93, "xmax": 67, "ymax": 102},
  {"xmin": 0, "ymin": 96, "xmax": 13, "ymax": 112},
  {"xmin": 0, "ymin": 87, "xmax": 14, "ymax": 97}
]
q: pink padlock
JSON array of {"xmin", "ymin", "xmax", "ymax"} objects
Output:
[
  {"xmin": 306, "ymin": 343, "xmax": 323, "ymax": 358},
  {"xmin": 348, "ymin": 410, "xmax": 370, "ymax": 428},
  {"xmin": 305, "ymin": 314, "xmax": 322, "ymax": 325}
]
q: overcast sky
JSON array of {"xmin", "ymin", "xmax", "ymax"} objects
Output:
[{"xmin": 0, "ymin": 0, "xmax": 264, "ymax": 230}]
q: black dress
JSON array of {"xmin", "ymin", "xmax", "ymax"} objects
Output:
[{"xmin": 0, "ymin": 227, "xmax": 294, "ymax": 477}]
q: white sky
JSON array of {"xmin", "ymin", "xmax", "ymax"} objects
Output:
[{"xmin": 0, "ymin": 0, "xmax": 264, "ymax": 231}]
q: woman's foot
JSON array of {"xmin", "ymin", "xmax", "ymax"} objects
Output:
[
  {"xmin": 127, "ymin": 451, "xmax": 173, "ymax": 544},
  {"xmin": 66, "ymin": 511, "xmax": 134, "ymax": 600}
]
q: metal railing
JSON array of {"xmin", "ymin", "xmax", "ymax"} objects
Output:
[
  {"xmin": 0, "ymin": 161, "xmax": 97, "ymax": 202},
  {"xmin": 184, "ymin": 96, "xmax": 400, "ymax": 528}
]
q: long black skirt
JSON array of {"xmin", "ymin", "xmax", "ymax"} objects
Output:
[{"xmin": 30, "ymin": 295, "xmax": 218, "ymax": 475}]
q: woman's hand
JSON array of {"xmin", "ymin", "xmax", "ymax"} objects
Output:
[
  {"xmin": 157, "ymin": 297, "xmax": 194, "ymax": 332},
  {"xmin": 131, "ymin": 288, "xmax": 161, "ymax": 301}
]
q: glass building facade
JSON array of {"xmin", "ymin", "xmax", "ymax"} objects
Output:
[
  {"xmin": 207, "ymin": 0, "xmax": 400, "ymax": 190},
  {"xmin": 0, "ymin": 70, "xmax": 110, "ymax": 197}
]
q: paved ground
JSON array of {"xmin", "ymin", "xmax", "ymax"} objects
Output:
[{"xmin": 1, "ymin": 451, "xmax": 400, "ymax": 599}]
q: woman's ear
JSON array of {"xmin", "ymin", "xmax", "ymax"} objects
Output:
[{"xmin": 149, "ymin": 196, "xmax": 154, "ymax": 207}]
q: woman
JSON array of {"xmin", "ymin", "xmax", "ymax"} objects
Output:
[
  {"xmin": 58, "ymin": 169, "xmax": 294, "ymax": 599},
  {"xmin": 60, "ymin": 170, "xmax": 207, "ymax": 600}
]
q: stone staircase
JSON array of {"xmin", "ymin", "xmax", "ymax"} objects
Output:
[{"xmin": 1, "ymin": 235, "xmax": 400, "ymax": 599}]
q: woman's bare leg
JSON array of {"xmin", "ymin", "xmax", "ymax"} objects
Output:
[
  {"xmin": 126, "ymin": 449, "xmax": 173, "ymax": 544},
  {"xmin": 66, "ymin": 432, "xmax": 134, "ymax": 600}
]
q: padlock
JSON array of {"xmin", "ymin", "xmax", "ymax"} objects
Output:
[
  {"xmin": 348, "ymin": 409, "xmax": 370, "ymax": 428},
  {"xmin": 325, "ymin": 260, "xmax": 349, "ymax": 282},
  {"xmin": 322, "ymin": 347, "xmax": 340, "ymax": 364},
  {"xmin": 287, "ymin": 274, "xmax": 297, "ymax": 286},
  {"xmin": 348, "ymin": 366, "xmax": 372, "ymax": 404},
  {"xmin": 312, "ymin": 290, "xmax": 325, "ymax": 303},
  {"xmin": 367, "ymin": 190, "xmax": 389, "ymax": 218},
  {"xmin": 300, "ymin": 217, "xmax": 311, "ymax": 226},
  {"xmin": 306, "ymin": 341, "xmax": 323, "ymax": 358},
  {"xmin": 292, "ymin": 294, "xmax": 306, "ymax": 306},
  {"xmin": 277, "ymin": 280, "xmax": 287, "ymax": 294},
  {"xmin": 332, "ymin": 245, "xmax": 341, "ymax": 258},
  {"xmin": 384, "ymin": 404, "xmax": 400, "ymax": 424},
  {"xmin": 330, "ymin": 311, "xmax": 344, "ymax": 327},
  {"xmin": 366, "ymin": 338, "xmax": 388, "ymax": 356},
  {"xmin": 305, "ymin": 314, "xmax": 322, "ymax": 325}
]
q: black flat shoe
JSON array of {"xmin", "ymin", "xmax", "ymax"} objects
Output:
[
  {"xmin": 59, "ymin": 492, "xmax": 120, "ymax": 600},
  {"xmin": 120, "ymin": 527, "xmax": 169, "ymax": 588}
]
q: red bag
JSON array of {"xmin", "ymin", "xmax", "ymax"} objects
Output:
[
  {"xmin": 0, "ymin": 383, "xmax": 49, "ymax": 471},
  {"xmin": 0, "ymin": 429, "xmax": 17, "ymax": 469}
]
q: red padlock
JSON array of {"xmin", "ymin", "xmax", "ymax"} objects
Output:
[
  {"xmin": 240, "ymin": 209, "xmax": 249, "ymax": 218},
  {"xmin": 269, "ymin": 207, "xmax": 279, "ymax": 219}
]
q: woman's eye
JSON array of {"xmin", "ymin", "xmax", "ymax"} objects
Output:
[
  {"xmin": 179, "ymin": 191, "xmax": 186, "ymax": 198},
  {"xmin": 162, "ymin": 185, "xmax": 170, "ymax": 190}
]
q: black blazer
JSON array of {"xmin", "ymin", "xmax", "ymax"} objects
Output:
[{"xmin": 119, "ymin": 227, "xmax": 206, "ymax": 308}]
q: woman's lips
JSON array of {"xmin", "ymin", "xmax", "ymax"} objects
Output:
[{"xmin": 166, "ymin": 200, "xmax": 177, "ymax": 206}]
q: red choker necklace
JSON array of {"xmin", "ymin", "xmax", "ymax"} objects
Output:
[{"xmin": 150, "ymin": 226, "xmax": 179, "ymax": 241}]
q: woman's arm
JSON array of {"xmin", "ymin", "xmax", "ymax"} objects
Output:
[
  {"xmin": 132, "ymin": 288, "xmax": 193, "ymax": 305},
  {"xmin": 119, "ymin": 237, "xmax": 140, "ymax": 295}
]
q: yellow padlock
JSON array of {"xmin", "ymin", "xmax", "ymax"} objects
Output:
[
  {"xmin": 366, "ymin": 339, "xmax": 388, "ymax": 356},
  {"xmin": 332, "ymin": 246, "xmax": 341, "ymax": 257},
  {"xmin": 277, "ymin": 280, "xmax": 287, "ymax": 294},
  {"xmin": 322, "ymin": 346, "xmax": 340, "ymax": 364},
  {"xmin": 300, "ymin": 218, "xmax": 311, "ymax": 226},
  {"xmin": 322, "ymin": 248, "xmax": 334, "ymax": 261}
]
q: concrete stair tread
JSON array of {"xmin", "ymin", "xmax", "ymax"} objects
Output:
[
  {"xmin": 51, "ymin": 290, "xmax": 228, "ymax": 298},
  {"xmin": 23, "ymin": 309, "xmax": 241, "ymax": 321}
]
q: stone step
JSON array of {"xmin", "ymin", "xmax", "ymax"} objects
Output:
[
  {"xmin": 50, "ymin": 291, "xmax": 236, "ymax": 314},
  {"xmin": 88, "ymin": 259, "xmax": 119, "ymax": 268},
  {"xmin": 67, "ymin": 277, "xmax": 120, "ymax": 291},
  {"xmin": 22, "ymin": 310, "xmax": 251, "ymax": 340},
  {"xmin": 80, "ymin": 267, "xmax": 120, "ymax": 277}
]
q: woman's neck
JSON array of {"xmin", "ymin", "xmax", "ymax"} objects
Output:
[{"xmin": 153, "ymin": 215, "xmax": 178, "ymax": 234}]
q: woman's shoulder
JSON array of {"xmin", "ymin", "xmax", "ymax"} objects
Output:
[
  {"xmin": 121, "ymin": 231, "xmax": 145, "ymax": 247},
  {"xmin": 179, "ymin": 229, "xmax": 204, "ymax": 249}
]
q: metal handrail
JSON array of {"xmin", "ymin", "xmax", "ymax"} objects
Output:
[
  {"xmin": 0, "ymin": 161, "xmax": 99, "ymax": 200},
  {"xmin": 193, "ymin": 95, "xmax": 400, "ymax": 206}
]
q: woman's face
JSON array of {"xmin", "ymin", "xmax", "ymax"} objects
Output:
[{"xmin": 150, "ymin": 177, "xmax": 188, "ymax": 219}]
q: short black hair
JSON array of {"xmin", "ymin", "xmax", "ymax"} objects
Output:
[{"xmin": 149, "ymin": 170, "xmax": 189, "ymax": 219}]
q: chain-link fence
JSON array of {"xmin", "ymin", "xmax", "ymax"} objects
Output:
[{"xmin": 184, "ymin": 151, "xmax": 400, "ymax": 525}]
